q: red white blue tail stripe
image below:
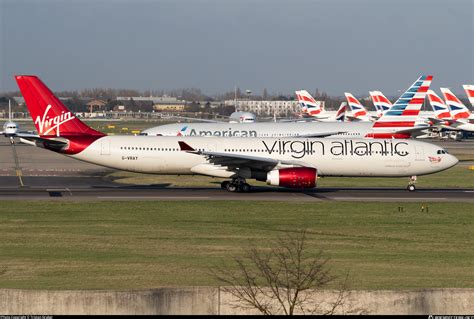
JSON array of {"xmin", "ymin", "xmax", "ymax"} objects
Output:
[
  {"xmin": 463, "ymin": 84, "xmax": 474, "ymax": 107},
  {"xmin": 440, "ymin": 88, "xmax": 471, "ymax": 119},
  {"xmin": 427, "ymin": 90, "xmax": 451, "ymax": 119},
  {"xmin": 369, "ymin": 91, "xmax": 392, "ymax": 118},
  {"xmin": 295, "ymin": 90, "xmax": 323, "ymax": 116},
  {"xmin": 335, "ymin": 102, "xmax": 346, "ymax": 122},
  {"xmin": 344, "ymin": 92, "xmax": 369, "ymax": 119},
  {"xmin": 366, "ymin": 75, "xmax": 432, "ymax": 138}
]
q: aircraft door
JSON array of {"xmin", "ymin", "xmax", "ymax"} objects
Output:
[
  {"xmin": 207, "ymin": 143, "xmax": 217, "ymax": 152},
  {"xmin": 101, "ymin": 140, "xmax": 111, "ymax": 155},
  {"xmin": 415, "ymin": 146, "xmax": 424, "ymax": 161}
]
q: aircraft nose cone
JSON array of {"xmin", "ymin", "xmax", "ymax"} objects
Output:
[{"xmin": 447, "ymin": 154, "xmax": 459, "ymax": 168}]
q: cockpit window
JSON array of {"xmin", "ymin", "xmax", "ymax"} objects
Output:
[{"xmin": 437, "ymin": 149, "xmax": 448, "ymax": 154}]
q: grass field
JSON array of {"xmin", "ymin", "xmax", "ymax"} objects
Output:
[
  {"xmin": 0, "ymin": 201, "xmax": 472, "ymax": 290},
  {"xmin": 107, "ymin": 163, "xmax": 474, "ymax": 189}
]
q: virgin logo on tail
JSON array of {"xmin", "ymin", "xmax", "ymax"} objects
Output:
[{"xmin": 35, "ymin": 104, "xmax": 75, "ymax": 136}]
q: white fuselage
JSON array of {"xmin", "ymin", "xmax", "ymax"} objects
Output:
[
  {"xmin": 142, "ymin": 121, "xmax": 370, "ymax": 138},
  {"xmin": 2, "ymin": 121, "xmax": 19, "ymax": 136},
  {"xmin": 69, "ymin": 136, "xmax": 457, "ymax": 178},
  {"xmin": 142, "ymin": 120, "xmax": 432, "ymax": 138},
  {"xmin": 446, "ymin": 121, "xmax": 474, "ymax": 132}
]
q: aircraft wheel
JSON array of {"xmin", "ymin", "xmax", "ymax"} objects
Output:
[
  {"xmin": 239, "ymin": 183, "xmax": 251, "ymax": 193},
  {"xmin": 407, "ymin": 184, "xmax": 416, "ymax": 192},
  {"xmin": 221, "ymin": 181, "xmax": 230, "ymax": 190},
  {"xmin": 226, "ymin": 183, "xmax": 238, "ymax": 192}
]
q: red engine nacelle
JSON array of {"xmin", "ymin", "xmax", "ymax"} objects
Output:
[{"xmin": 266, "ymin": 167, "xmax": 317, "ymax": 189}]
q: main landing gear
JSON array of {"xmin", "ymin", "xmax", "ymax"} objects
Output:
[
  {"xmin": 221, "ymin": 177, "xmax": 251, "ymax": 193},
  {"xmin": 407, "ymin": 176, "xmax": 417, "ymax": 192}
]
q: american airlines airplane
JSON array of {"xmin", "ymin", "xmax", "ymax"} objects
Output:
[
  {"xmin": 143, "ymin": 76, "xmax": 433, "ymax": 139},
  {"xmin": 14, "ymin": 75, "xmax": 457, "ymax": 192}
]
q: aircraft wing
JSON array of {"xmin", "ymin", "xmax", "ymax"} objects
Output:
[
  {"xmin": 178, "ymin": 141, "xmax": 314, "ymax": 172},
  {"xmin": 161, "ymin": 114, "xmax": 225, "ymax": 123},
  {"xmin": 17, "ymin": 135, "xmax": 68, "ymax": 149},
  {"xmin": 15, "ymin": 131, "xmax": 40, "ymax": 138},
  {"xmin": 298, "ymin": 131, "xmax": 348, "ymax": 138},
  {"xmin": 428, "ymin": 117, "xmax": 447, "ymax": 125},
  {"xmin": 440, "ymin": 119, "xmax": 470, "ymax": 130},
  {"xmin": 345, "ymin": 115, "xmax": 363, "ymax": 122},
  {"xmin": 2, "ymin": 131, "xmax": 39, "ymax": 138},
  {"xmin": 394, "ymin": 126, "xmax": 432, "ymax": 134},
  {"xmin": 277, "ymin": 117, "xmax": 329, "ymax": 123}
]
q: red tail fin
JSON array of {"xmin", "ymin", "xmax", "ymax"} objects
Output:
[{"xmin": 15, "ymin": 75, "xmax": 104, "ymax": 137}]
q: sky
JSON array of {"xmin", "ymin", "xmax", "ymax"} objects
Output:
[{"xmin": 0, "ymin": 0, "xmax": 473, "ymax": 96}]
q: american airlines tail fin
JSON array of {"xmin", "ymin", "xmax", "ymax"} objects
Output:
[
  {"xmin": 368, "ymin": 75, "xmax": 433, "ymax": 138},
  {"xmin": 335, "ymin": 102, "xmax": 346, "ymax": 121},
  {"xmin": 427, "ymin": 90, "xmax": 451, "ymax": 119},
  {"xmin": 295, "ymin": 90, "xmax": 324, "ymax": 117},
  {"xmin": 369, "ymin": 91, "xmax": 392, "ymax": 118},
  {"xmin": 440, "ymin": 87, "xmax": 471, "ymax": 120},
  {"xmin": 462, "ymin": 84, "xmax": 474, "ymax": 107},
  {"xmin": 344, "ymin": 93, "xmax": 369, "ymax": 121},
  {"xmin": 15, "ymin": 75, "xmax": 104, "ymax": 138}
]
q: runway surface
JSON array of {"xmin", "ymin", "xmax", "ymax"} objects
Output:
[
  {"xmin": 1, "ymin": 139, "xmax": 473, "ymax": 202},
  {"xmin": 1, "ymin": 176, "xmax": 473, "ymax": 202}
]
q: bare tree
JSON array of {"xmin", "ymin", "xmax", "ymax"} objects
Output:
[{"xmin": 214, "ymin": 230, "xmax": 356, "ymax": 315}]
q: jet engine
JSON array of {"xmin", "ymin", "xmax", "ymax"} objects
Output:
[{"xmin": 266, "ymin": 167, "xmax": 317, "ymax": 188}]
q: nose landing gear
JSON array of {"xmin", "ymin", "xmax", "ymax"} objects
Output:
[
  {"xmin": 221, "ymin": 177, "xmax": 251, "ymax": 193},
  {"xmin": 407, "ymin": 176, "xmax": 417, "ymax": 192}
]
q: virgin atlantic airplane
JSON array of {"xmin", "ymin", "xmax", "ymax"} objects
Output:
[{"xmin": 14, "ymin": 75, "xmax": 457, "ymax": 192}]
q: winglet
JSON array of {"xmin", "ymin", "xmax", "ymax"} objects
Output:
[{"xmin": 178, "ymin": 141, "xmax": 195, "ymax": 151}]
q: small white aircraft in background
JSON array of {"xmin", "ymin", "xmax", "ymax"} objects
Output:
[
  {"xmin": 1, "ymin": 100, "xmax": 19, "ymax": 137},
  {"xmin": 15, "ymin": 74, "xmax": 456, "ymax": 193},
  {"xmin": 1, "ymin": 100, "xmax": 37, "ymax": 140}
]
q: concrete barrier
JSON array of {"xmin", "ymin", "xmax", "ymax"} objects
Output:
[
  {"xmin": 0, "ymin": 287, "xmax": 218, "ymax": 315},
  {"xmin": 1, "ymin": 287, "xmax": 472, "ymax": 315}
]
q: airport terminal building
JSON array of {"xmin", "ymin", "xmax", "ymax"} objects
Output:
[{"xmin": 224, "ymin": 99, "xmax": 318, "ymax": 116}]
